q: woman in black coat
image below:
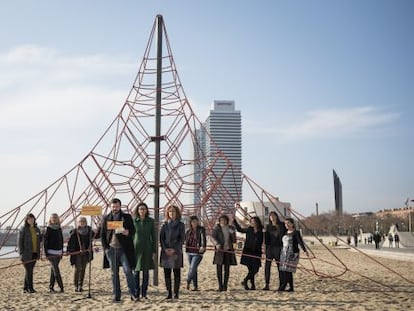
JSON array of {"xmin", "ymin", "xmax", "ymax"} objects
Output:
[
  {"xmin": 263, "ymin": 211, "xmax": 286, "ymax": 290},
  {"xmin": 44, "ymin": 213, "xmax": 64, "ymax": 292},
  {"xmin": 18, "ymin": 213, "xmax": 42, "ymax": 293},
  {"xmin": 159, "ymin": 205, "xmax": 185, "ymax": 300},
  {"xmin": 212, "ymin": 215, "xmax": 237, "ymax": 292},
  {"xmin": 233, "ymin": 216, "xmax": 264, "ymax": 290}
]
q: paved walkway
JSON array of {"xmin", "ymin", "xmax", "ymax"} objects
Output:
[{"xmin": 351, "ymin": 244, "xmax": 414, "ymax": 262}]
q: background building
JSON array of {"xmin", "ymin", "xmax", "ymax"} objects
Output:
[
  {"xmin": 194, "ymin": 100, "xmax": 242, "ymax": 220},
  {"xmin": 333, "ymin": 169, "xmax": 343, "ymax": 215}
]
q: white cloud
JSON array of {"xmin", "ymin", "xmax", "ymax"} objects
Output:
[
  {"xmin": 248, "ymin": 106, "xmax": 399, "ymax": 141},
  {"xmin": 0, "ymin": 45, "xmax": 136, "ymax": 129}
]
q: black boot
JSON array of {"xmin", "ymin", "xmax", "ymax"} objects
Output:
[
  {"xmin": 223, "ymin": 265, "xmax": 230, "ymax": 291},
  {"xmin": 174, "ymin": 277, "xmax": 180, "ymax": 299},
  {"xmin": 251, "ymin": 276, "xmax": 256, "ymax": 290},
  {"xmin": 216, "ymin": 265, "xmax": 224, "ymax": 291},
  {"xmin": 166, "ymin": 279, "xmax": 172, "ymax": 299},
  {"xmin": 49, "ymin": 272, "xmax": 55, "ymax": 292},
  {"xmin": 56, "ymin": 273, "xmax": 64, "ymax": 293},
  {"xmin": 287, "ymin": 273, "xmax": 294, "ymax": 292}
]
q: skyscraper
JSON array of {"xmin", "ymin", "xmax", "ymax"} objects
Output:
[
  {"xmin": 333, "ymin": 169, "xmax": 343, "ymax": 215},
  {"xmin": 193, "ymin": 100, "xmax": 242, "ymax": 219}
]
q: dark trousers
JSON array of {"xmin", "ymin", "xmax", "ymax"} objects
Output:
[
  {"xmin": 279, "ymin": 270, "xmax": 293, "ymax": 290},
  {"xmin": 164, "ymin": 268, "xmax": 181, "ymax": 295},
  {"xmin": 134, "ymin": 270, "xmax": 149, "ymax": 298},
  {"xmin": 23, "ymin": 253, "xmax": 37, "ymax": 290},
  {"xmin": 74, "ymin": 254, "xmax": 88, "ymax": 288},
  {"xmin": 48, "ymin": 256, "xmax": 64, "ymax": 290},
  {"xmin": 216, "ymin": 264, "xmax": 230, "ymax": 290},
  {"xmin": 264, "ymin": 246, "xmax": 282, "ymax": 285},
  {"xmin": 244, "ymin": 265, "xmax": 259, "ymax": 288}
]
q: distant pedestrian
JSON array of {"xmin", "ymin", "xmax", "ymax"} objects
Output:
[
  {"xmin": 373, "ymin": 231, "xmax": 381, "ymax": 249},
  {"xmin": 354, "ymin": 232, "xmax": 358, "ymax": 247},
  {"xmin": 388, "ymin": 233, "xmax": 393, "ymax": 248},
  {"xmin": 394, "ymin": 233, "xmax": 400, "ymax": 248}
]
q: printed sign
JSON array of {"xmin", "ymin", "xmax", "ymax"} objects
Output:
[
  {"xmin": 81, "ymin": 205, "xmax": 102, "ymax": 216},
  {"xmin": 107, "ymin": 221, "xmax": 124, "ymax": 230}
]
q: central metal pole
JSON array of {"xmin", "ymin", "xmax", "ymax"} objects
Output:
[{"xmin": 153, "ymin": 14, "xmax": 163, "ymax": 287}]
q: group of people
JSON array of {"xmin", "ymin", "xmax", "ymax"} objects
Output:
[
  {"xmin": 18, "ymin": 213, "xmax": 94, "ymax": 294},
  {"xmin": 229, "ymin": 203, "xmax": 308, "ymax": 292},
  {"xmin": 18, "ymin": 199, "xmax": 308, "ymax": 302}
]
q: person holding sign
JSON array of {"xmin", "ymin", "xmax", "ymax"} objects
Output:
[
  {"xmin": 101, "ymin": 198, "xmax": 137, "ymax": 302},
  {"xmin": 159, "ymin": 205, "xmax": 185, "ymax": 299},
  {"xmin": 67, "ymin": 217, "xmax": 94, "ymax": 292},
  {"xmin": 132, "ymin": 202, "xmax": 156, "ymax": 299}
]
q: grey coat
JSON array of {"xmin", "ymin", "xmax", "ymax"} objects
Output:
[
  {"xmin": 159, "ymin": 220, "xmax": 185, "ymax": 269},
  {"xmin": 212, "ymin": 224, "xmax": 237, "ymax": 266},
  {"xmin": 18, "ymin": 225, "xmax": 42, "ymax": 262}
]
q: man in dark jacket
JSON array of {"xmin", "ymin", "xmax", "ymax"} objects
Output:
[{"xmin": 101, "ymin": 198, "xmax": 137, "ymax": 302}]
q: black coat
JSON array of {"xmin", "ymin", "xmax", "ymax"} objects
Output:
[
  {"xmin": 264, "ymin": 220, "xmax": 286, "ymax": 247},
  {"xmin": 159, "ymin": 220, "xmax": 185, "ymax": 269},
  {"xmin": 101, "ymin": 211, "xmax": 136, "ymax": 269},
  {"xmin": 234, "ymin": 219, "xmax": 263, "ymax": 268},
  {"xmin": 67, "ymin": 226, "xmax": 94, "ymax": 266},
  {"xmin": 43, "ymin": 226, "xmax": 63, "ymax": 258}
]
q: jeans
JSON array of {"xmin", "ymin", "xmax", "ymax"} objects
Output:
[
  {"xmin": 187, "ymin": 253, "xmax": 203, "ymax": 288},
  {"xmin": 134, "ymin": 270, "xmax": 149, "ymax": 298},
  {"xmin": 105, "ymin": 247, "xmax": 136, "ymax": 299}
]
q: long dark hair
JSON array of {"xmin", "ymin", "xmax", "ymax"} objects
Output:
[
  {"xmin": 218, "ymin": 215, "xmax": 229, "ymax": 225},
  {"xmin": 269, "ymin": 211, "xmax": 280, "ymax": 228},
  {"xmin": 251, "ymin": 216, "xmax": 263, "ymax": 231},
  {"xmin": 134, "ymin": 202, "xmax": 150, "ymax": 219},
  {"xmin": 24, "ymin": 213, "xmax": 37, "ymax": 227}
]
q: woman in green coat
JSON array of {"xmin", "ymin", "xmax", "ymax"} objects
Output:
[{"xmin": 133, "ymin": 202, "xmax": 156, "ymax": 299}]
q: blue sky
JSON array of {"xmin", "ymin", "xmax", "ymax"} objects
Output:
[{"xmin": 0, "ymin": 0, "xmax": 413, "ymax": 217}]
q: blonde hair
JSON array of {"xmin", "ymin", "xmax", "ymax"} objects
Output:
[{"xmin": 49, "ymin": 213, "xmax": 61, "ymax": 225}]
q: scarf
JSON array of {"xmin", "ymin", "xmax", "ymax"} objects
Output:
[{"xmin": 48, "ymin": 223, "xmax": 60, "ymax": 230}]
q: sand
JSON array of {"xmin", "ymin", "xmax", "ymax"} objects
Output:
[{"xmin": 0, "ymin": 245, "xmax": 412, "ymax": 311}]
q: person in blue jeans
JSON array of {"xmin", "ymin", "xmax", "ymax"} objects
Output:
[
  {"xmin": 101, "ymin": 198, "xmax": 137, "ymax": 302},
  {"xmin": 185, "ymin": 216, "xmax": 207, "ymax": 291}
]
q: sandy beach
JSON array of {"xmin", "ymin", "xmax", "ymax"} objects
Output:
[{"xmin": 0, "ymin": 245, "xmax": 412, "ymax": 311}]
